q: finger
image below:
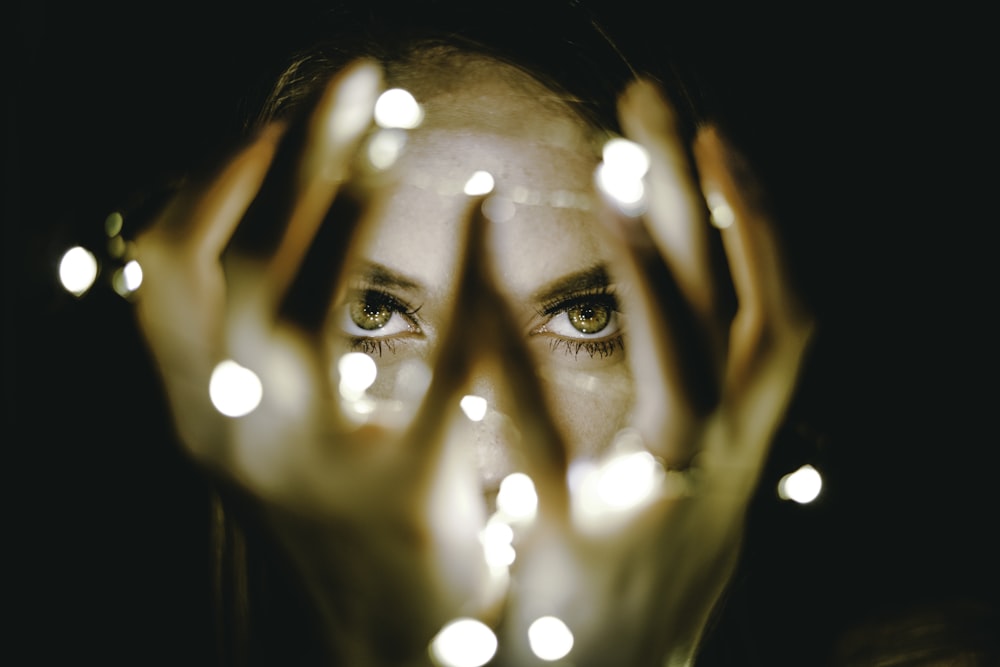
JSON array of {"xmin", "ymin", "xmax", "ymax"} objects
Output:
[
  {"xmin": 692, "ymin": 126, "xmax": 814, "ymax": 392},
  {"xmin": 268, "ymin": 60, "xmax": 382, "ymax": 299},
  {"xmin": 139, "ymin": 121, "xmax": 286, "ymax": 258},
  {"xmin": 692, "ymin": 127, "xmax": 814, "ymax": 474},
  {"xmin": 410, "ymin": 196, "xmax": 569, "ymax": 514},
  {"xmin": 230, "ymin": 59, "xmax": 382, "ymax": 302},
  {"xmin": 594, "ymin": 188, "xmax": 710, "ymax": 465},
  {"xmin": 617, "ymin": 79, "xmax": 721, "ymax": 326}
]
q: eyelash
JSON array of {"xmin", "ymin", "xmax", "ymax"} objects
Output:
[
  {"xmin": 342, "ymin": 289, "xmax": 422, "ymax": 357},
  {"xmin": 342, "ymin": 287, "xmax": 625, "ymax": 359},
  {"xmin": 546, "ymin": 335, "xmax": 625, "ymax": 359},
  {"xmin": 535, "ymin": 287, "xmax": 625, "ymax": 358}
]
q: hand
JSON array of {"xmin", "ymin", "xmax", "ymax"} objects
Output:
[
  {"xmin": 132, "ymin": 60, "xmax": 505, "ymax": 665},
  {"xmin": 488, "ymin": 80, "xmax": 815, "ymax": 666}
]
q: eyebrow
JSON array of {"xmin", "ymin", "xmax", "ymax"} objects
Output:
[
  {"xmin": 531, "ymin": 264, "xmax": 610, "ymax": 306},
  {"xmin": 351, "ymin": 261, "xmax": 424, "ymax": 293}
]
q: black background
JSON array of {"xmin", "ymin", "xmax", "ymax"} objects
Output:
[{"xmin": 8, "ymin": 1, "xmax": 998, "ymax": 665}]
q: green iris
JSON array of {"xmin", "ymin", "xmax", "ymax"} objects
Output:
[
  {"xmin": 567, "ymin": 302, "xmax": 610, "ymax": 334},
  {"xmin": 350, "ymin": 294, "xmax": 393, "ymax": 331}
]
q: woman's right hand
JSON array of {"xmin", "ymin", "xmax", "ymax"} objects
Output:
[{"xmin": 131, "ymin": 60, "xmax": 506, "ymax": 665}]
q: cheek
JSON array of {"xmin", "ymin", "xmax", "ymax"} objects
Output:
[{"xmin": 540, "ymin": 364, "xmax": 635, "ymax": 460}]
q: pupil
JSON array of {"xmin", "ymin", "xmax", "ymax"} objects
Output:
[
  {"xmin": 568, "ymin": 302, "xmax": 609, "ymax": 334},
  {"xmin": 351, "ymin": 296, "xmax": 392, "ymax": 331}
]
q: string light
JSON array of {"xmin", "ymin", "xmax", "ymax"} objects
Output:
[
  {"xmin": 374, "ymin": 88, "xmax": 424, "ymax": 129},
  {"xmin": 495, "ymin": 472, "xmax": 538, "ymax": 522},
  {"xmin": 209, "ymin": 360, "xmax": 263, "ymax": 418},
  {"xmin": 459, "ymin": 394, "xmax": 488, "ymax": 422},
  {"xmin": 777, "ymin": 464, "xmax": 823, "ymax": 504},
  {"xmin": 428, "ymin": 618, "xmax": 498, "ymax": 667},
  {"xmin": 58, "ymin": 246, "xmax": 98, "ymax": 296},
  {"xmin": 527, "ymin": 616, "xmax": 574, "ymax": 661}
]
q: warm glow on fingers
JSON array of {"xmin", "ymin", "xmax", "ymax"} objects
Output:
[{"xmin": 428, "ymin": 618, "xmax": 498, "ymax": 667}]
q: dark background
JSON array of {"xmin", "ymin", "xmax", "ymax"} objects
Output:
[{"xmin": 9, "ymin": 1, "xmax": 998, "ymax": 665}]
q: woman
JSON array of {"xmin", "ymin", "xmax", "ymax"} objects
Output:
[{"xmin": 121, "ymin": 11, "xmax": 812, "ymax": 667}]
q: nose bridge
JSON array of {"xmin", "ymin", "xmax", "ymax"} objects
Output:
[{"xmin": 459, "ymin": 358, "xmax": 525, "ymax": 488}]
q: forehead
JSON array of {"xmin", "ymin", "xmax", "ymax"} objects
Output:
[{"xmin": 354, "ymin": 51, "xmax": 609, "ymax": 300}]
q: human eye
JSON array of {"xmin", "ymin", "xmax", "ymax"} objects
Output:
[
  {"xmin": 533, "ymin": 289, "xmax": 625, "ymax": 359},
  {"xmin": 338, "ymin": 289, "xmax": 422, "ymax": 356}
]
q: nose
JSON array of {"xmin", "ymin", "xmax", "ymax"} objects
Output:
[{"xmin": 460, "ymin": 365, "xmax": 525, "ymax": 493}]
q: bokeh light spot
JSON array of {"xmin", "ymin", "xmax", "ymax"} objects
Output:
[
  {"xmin": 428, "ymin": 618, "xmax": 498, "ymax": 667},
  {"xmin": 480, "ymin": 518, "xmax": 516, "ymax": 567},
  {"xmin": 337, "ymin": 352, "xmax": 377, "ymax": 400},
  {"xmin": 59, "ymin": 246, "xmax": 98, "ymax": 296},
  {"xmin": 527, "ymin": 616, "xmax": 574, "ymax": 661},
  {"xmin": 460, "ymin": 394, "xmax": 488, "ymax": 422},
  {"xmin": 597, "ymin": 451, "xmax": 661, "ymax": 509},
  {"xmin": 463, "ymin": 170, "xmax": 495, "ymax": 196},
  {"xmin": 777, "ymin": 464, "xmax": 823, "ymax": 503},
  {"xmin": 602, "ymin": 137, "xmax": 650, "ymax": 178},
  {"xmin": 367, "ymin": 128, "xmax": 407, "ymax": 170},
  {"xmin": 374, "ymin": 88, "xmax": 424, "ymax": 129},
  {"xmin": 595, "ymin": 162, "xmax": 646, "ymax": 214},
  {"xmin": 496, "ymin": 472, "xmax": 538, "ymax": 521},
  {"xmin": 104, "ymin": 211, "xmax": 123, "ymax": 237},
  {"xmin": 209, "ymin": 360, "xmax": 263, "ymax": 418},
  {"xmin": 707, "ymin": 191, "xmax": 735, "ymax": 229}
]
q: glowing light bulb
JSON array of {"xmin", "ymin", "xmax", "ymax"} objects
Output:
[
  {"xmin": 595, "ymin": 162, "xmax": 645, "ymax": 215},
  {"xmin": 596, "ymin": 451, "xmax": 661, "ymax": 509},
  {"xmin": 374, "ymin": 88, "xmax": 424, "ymax": 129},
  {"xmin": 209, "ymin": 360, "xmax": 263, "ymax": 418},
  {"xmin": 595, "ymin": 137, "xmax": 649, "ymax": 216},
  {"xmin": 428, "ymin": 618, "xmax": 498, "ymax": 667},
  {"xmin": 337, "ymin": 352, "xmax": 377, "ymax": 400},
  {"xmin": 480, "ymin": 518, "xmax": 516, "ymax": 567},
  {"xmin": 112, "ymin": 259, "xmax": 143, "ymax": 296},
  {"xmin": 460, "ymin": 395, "xmax": 488, "ymax": 422},
  {"xmin": 366, "ymin": 128, "xmax": 407, "ymax": 170},
  {"xmin": 59, "ymin": 246, "xmax": 98, "ymax": 296},
  {"xmin": 527, "ymin": 616, "xmax": 574, "ymax": 661},
  {"xmin": 463, "ymin": 170, "xmax": 495, "ymax": 196},
  {"xmin": 602, "ymin": 138, "xmax": 650, "ymax": 178},
  {"xmin": 495, "ymin": 472, "xmax": 538, "ymax": 521},
  {"xmin": 104, "ymin": 211, "xmax": 123, "ymax": 237},
  {"xmin": 777, "ymin": 464, "xmax": 823, "ymax": 504}
]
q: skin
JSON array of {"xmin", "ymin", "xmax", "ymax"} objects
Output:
[
  {"xmin": 332, "ymin": 57, "xmax": 634, "ymax": 495},
  {"xmin": 132, "ymin": 48, "xmax": 814, "ymax": 667}
]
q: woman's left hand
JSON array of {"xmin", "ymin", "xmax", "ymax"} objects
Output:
[{"xmin": 480, "ymin": 79, "xmax": 815, "ymax": 667}]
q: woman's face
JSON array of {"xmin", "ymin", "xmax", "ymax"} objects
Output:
[{"xmin": 329, "ymin": 54, "xmax": 635, "ymax": 497}]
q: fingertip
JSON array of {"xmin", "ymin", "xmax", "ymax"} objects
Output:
[{"xmin": 618, "ymin": 77, "xmax": 678, "ymax": 137}]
